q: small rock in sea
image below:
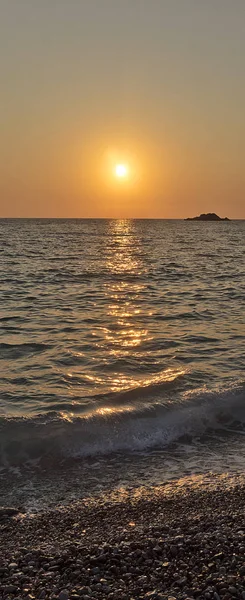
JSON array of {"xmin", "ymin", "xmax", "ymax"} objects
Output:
[{"xmin": 59, "ymin": 591, "xmax": 69, "ymax": 600}]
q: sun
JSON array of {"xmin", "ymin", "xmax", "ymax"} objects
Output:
[{"xmin": 114, "ymin": 163, "xmax": 128, "ymax": 178}]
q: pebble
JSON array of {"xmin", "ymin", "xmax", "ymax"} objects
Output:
[
  {"xmin": 59, "ymin": 591, "xmax": 69, "ymax": 600},
  {"xmin": 0, "ymin": 507, "xmax": 20, "ymax": 520},
  {"xmin": 4, "ymin": 586, "xmax": 17, "ymax": 593}
]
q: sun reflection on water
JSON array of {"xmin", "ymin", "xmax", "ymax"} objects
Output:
[
  {"xmin": 60, "ymin": 220, "xmax": 186, "ymax": 413},
  {"xmin": 90, "ymin": 220, "xmax": 183, "ymax": 397},
  {"xmin": 102, "ymin": 220, "xmax": 151, "ymax": 360}
]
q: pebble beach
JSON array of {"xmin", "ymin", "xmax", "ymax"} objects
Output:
[{"xmin": 1, "ymin": 474, "xmax": 245, "ymax": 600}]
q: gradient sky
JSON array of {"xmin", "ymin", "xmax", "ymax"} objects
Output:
[{"xmin": 1, "ymin": 0, "xmax": 245, "ymax": 218}]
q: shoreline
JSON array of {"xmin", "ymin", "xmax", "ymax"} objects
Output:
[{"xmin": 1, "ymin": 474, "xmax": 245, "ymax": 599}]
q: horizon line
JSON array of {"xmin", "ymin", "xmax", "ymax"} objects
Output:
[{"xmin": 0, "ymin": 216, "xmax": 244, "ymax": 221}]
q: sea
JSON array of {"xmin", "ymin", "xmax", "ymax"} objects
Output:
[{"xmin": 0, "ymin": 218, "xmax": 244, "ymax": 510}]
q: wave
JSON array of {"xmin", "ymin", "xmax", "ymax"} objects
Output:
[
  {"xmin": 0, "ymin": 382, "xmax": 244, "ymax": 467},
  {"xmin": 0, "ymin": 342, "xmax": 52, "ymax": 359}
]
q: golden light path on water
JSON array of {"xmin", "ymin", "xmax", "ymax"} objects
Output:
[
  {"xmin": 104, "ymin": 219, "xmax": 150, "ymax": 354},
  {"xmin": 61, "ymin": 220, "xmax": 186, "ymax": 421}
]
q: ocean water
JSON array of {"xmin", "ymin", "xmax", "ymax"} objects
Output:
[{"xmin": 0, "ymin": 218, "xmax": 244, "ymax": 506}]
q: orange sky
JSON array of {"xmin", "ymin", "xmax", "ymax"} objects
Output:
[{"xmin": 1, "ymin": 0, "xmax": 245, "ymax": 218}]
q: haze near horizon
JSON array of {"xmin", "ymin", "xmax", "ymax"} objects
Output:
[{"xmin": 1, "ymin": 0, "xmax": 245, "ymax": 219}]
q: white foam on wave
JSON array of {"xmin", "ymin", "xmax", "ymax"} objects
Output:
[
  {"xmin": 66, "ymin": 383, "xmax": 245, "ymax": 457},
  {"xmin": 0, "ymin": 381, "xmax": 244, "ymax": 465}
]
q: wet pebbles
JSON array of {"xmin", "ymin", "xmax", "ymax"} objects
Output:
[{"xmin": 0, "ymin": 480, "xmax": 245, "ymax": 600}]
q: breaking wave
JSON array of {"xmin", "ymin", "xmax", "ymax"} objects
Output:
[{"xmin": 0, "ymin": 382, "xmax": 244, "ymax": 467}]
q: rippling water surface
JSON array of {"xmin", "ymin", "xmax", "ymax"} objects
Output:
[{"xmin": 0, "ymin": 218, "xmax": 244, "ymax": 503}]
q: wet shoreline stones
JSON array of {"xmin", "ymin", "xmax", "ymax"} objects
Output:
[{"xmin": 0, "ymin": 481, "xmax": 245, "ymax": 600}]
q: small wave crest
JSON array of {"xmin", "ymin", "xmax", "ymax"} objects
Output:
[
  {"xmin": 0, "ymin": 342, "xmax": 51, "ymax": 359},
  {"xmin": 0, "ymin": 382, "xmax": 245, "ymax": 467}
]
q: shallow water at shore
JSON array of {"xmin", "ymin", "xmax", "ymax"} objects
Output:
[{"xmin": 1, "ymin": 430, "xmax": 245, "ymax": 511}]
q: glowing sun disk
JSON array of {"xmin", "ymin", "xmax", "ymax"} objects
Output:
[{"xmin": 115, "ymin": 164, "xmax": 128, "ymax": 178}]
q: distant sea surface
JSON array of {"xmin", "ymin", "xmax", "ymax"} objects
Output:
[{"xmin": 0, "ymin": 219, "xmax": 244, "ymax": 507}]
